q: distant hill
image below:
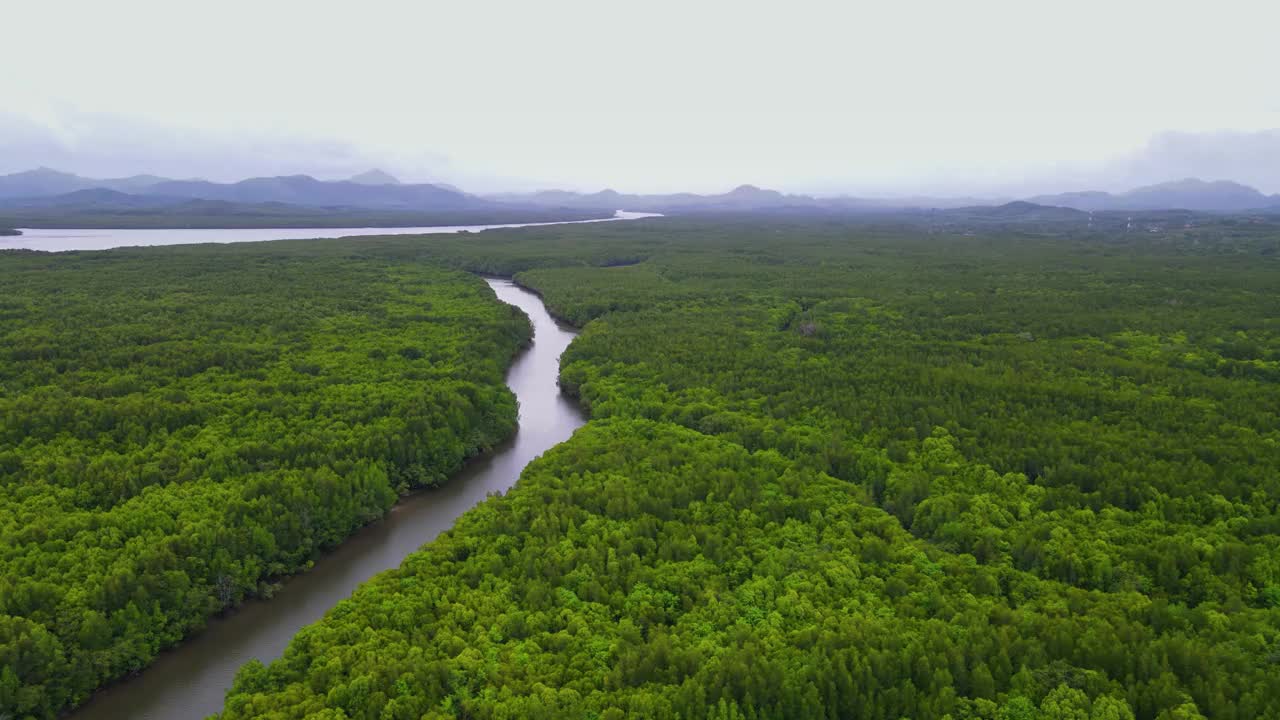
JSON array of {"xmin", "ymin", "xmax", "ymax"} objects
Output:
[
  {"xmin": 348, "ymin": 169, "xmax": 401, "ymax": 185},
  {"xmin": 0, "ymin": 188, "xmax": 185, "ymax": 210},
  {"xmin": 0, "ymin": 168, "xmax": 182, "ymax": 199},
  {"xmin": 1029, "ymin": 178, "xmax": 1279, "ymax": 212},
  {"xmin": 0, "ymin": 168, "xmax": 105, "ymax": 198},
  {"xmin": 516, "ymin": 179, "xmax": 1280, "ymax": 215},
  {"xmin": 1022, "ymin": 190, "xmax": 1115, "ymax": 212},
  {"xmin": 952, "ymin": 200, "xmax": 1089, "ymax": 221},
  {"xmin": 6, "ymin": 168, "xmax": 1279, "ymax": 216},
  {"xmin": 488, "ymin": 184, "xmax": 824, "ymax": 213},
  {"xmin": 107, "ymin": 174, "xmax": 176, "ymax": 192},
  {"xmin": 491, "ymin": 186, "xmax": 1021, "ymax": 213},
  {"xmin": 143, "ymin": 174, "xmax": 481, "ymax": 210},
  {"xmin": 1122, "ymin": 179, "xmax": 1273, "ymax": 211},
  {"xmin": 0, "ymin": 168, "xmax": 479, "ymax": 211},
  {"xmin": 0, "ymin": 171, "xmax": 618, "ymax": 227},
  {"xmin": 495, "ymin": 178, "xmax": 1280, "ymax": 215}
]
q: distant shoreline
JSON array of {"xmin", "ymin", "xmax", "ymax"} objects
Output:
[
  {"xmin": 0, "ymin": 211, "xmax": 663, "ymax": 253},
  {"xmin": 0, "ymin": 208, "xmax": 612, "ymax": 230}
]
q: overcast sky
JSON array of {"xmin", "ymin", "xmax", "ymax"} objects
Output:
[{"xmin": 4, "ymin": 0, "xmax": 1280, "ymax": 195}]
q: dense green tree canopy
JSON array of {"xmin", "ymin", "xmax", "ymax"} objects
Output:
[
  {"xmin": 0, "ymin": 244, "xmax": 531, "ymax": 718},
  {"xmin": 216, "ymin": 218, "xmax": 1280, "ymax": 719},
  {"xmin": 4, "ymin": 215, "xmax": 1278, "ymax": 719},
  {"xmin": 220, "ymin": 420, "xmax": 1277, "ymax": 719}
]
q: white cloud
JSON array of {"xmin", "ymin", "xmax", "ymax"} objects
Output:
[{"xmin": 3, "ymin": 0, "xmax": 1279, "ymax": 193}]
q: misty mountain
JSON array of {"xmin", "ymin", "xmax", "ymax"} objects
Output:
[
  {"xmin": 0, "ymin": 168, "xmax": 482, "ymax": 211},
  {"xmin": 1022, "ymin": 190, "xmax": 1114, "ymax": 212},
  {"xmin": 106, "ymin": 174, "xmax": 176, "ymax": 192},
  {"xmin": 949, "ymin": 200, "xmax": 1089, "ymax": 222},
  {"xmin": 0, "ymin": 167, "xmax": 180, "ymax": 199},
  {"xmin": 144, "ymin": 175, "xmax": 480, "ymax": 210},
  {"xmin": 0, "ymin": 188, "xmax": 185, "ymax": 210},
  {"xmin": 7, "ymin": 168, "xmax": 1279, "ymax": 217},
  {"xmin": 488, "ymin": 184, "xmax": 823, "ymax": 212},
  {"xmin": 494, "ymin": 178, "xmax": 1280, "ymax": 214},
  {"xmin": 1122, "ymin": 179, "xmax": 1274, "ymax": 211},
  {"xmin": 0, "ymin": 168, "xmax": 88, "ymax": 198},
  {"xmin": 490, "ymin": 185, "xmax": 1069, "ymax": 214},
  {"xmin": 348, "ymin": 169, "xmax": 401, "ymax": 185},
  {"xmin": 1028, "ymin": 178, "xmax": 1279, "ymax": 212},
  {"xmin": 0, "ymin": 171, "xmax": 621, "ymax": 228}
]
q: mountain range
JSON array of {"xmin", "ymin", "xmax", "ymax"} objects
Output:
[
  {"xmin": 1, "ymin": 169, "xmax": 1278, "ymax": 218},
  {"xmin": 1026, "ymin": 179, "xmax": 1280, "ymax": 213},
  {"xmin": 486, "ymin": 185, "xmax": 1001, "ymax": 212},
  {"xmin": 0, "ymin": 167, "xmax": 483, "ymax": 211},
  {"xmin": 490, "ymin": 178, "xmax": 1280, "ymax": 214},
  {"xmin": 487, "ymin": 184, "xmax": 816, "ymax": 212},
  {"xmin": 0, "ymin": 168, "xmax": 178, "ymax": 199}
]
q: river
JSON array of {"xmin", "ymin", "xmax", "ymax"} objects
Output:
[
  {"xmin": 1, "ymin": 210, "xmax": 658, "ymax": 252},
  {"xmin": 66, "ymin": 278, "xmax": 587, "ymax": 720}
]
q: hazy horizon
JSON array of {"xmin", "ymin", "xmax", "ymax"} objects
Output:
[{"xmin": 4, "ymin": 0, "xmax": 1279, "ymax": 196}]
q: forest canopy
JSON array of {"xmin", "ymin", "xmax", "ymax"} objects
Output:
[
  {"xmin": 0, "ymin": 243, "xmax": 531, "ymax": 718},
  {"xmin": 3, "ymin": 214, "xmax": 1278, "ymax": 720},
  {"xmin": 216, "ymin": 218, "xmax": 1280, "ymax": 719}
]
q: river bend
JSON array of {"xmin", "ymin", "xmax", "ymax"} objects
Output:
[{"xmin": 68, "ymin": 278, "xmax": 585, "ymax": 720}]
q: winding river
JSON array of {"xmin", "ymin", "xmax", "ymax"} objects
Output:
[{"xmin": 67, "ymin": 278, "xmax": 587, "ymax": 720}]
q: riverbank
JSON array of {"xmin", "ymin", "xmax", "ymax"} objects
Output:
[{"xmin": 65, "ymin": 278, "xmax": 587, "ymax": 720}]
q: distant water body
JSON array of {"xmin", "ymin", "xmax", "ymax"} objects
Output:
[{"xmin": 2, "ymin": 210, "xmax": 659, "ymax": 252}]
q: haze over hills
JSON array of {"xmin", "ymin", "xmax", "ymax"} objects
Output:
[
  {"xmin": 2, "ymin": 169, "xmax": 1279, "ymax": 221},
  {"xmin": 488, "ymin": 184, "xmax": 818, "ymax": 212},
  {"xmin": 1027, "ymin": 178, "xmax": 1280, "ymax": 212},
  {"xmin": 1, "ymin": 187, "xmax": 184, "ymax": 209},
  {"xmin": 347, "ymin": 169, "xmax": 401, "ymax": 186},
  {"xmin": 0, "ymin": 168, "xmax": 477, "ymax": 210},
  {"xmin": 0, "ymin": 168, "xmax": 617, "ymax": 228},
  {"xmin": 488, "ymin": 185, "xmax": 1005, "ymax": 212},
  {"xmin": 0, "ymin": 167, "xmax": 185, "ymax": 199},
  {"xmin": 492, "ymin": 178, "xmax": 1280, "ymax": 214},
  {"xmin": 951, "ymin": 200, "xmax": 1090, "ymax": 222},
  {"xmin": 143, "ymin": 175, "xmax": 477, "ymax": 210}
]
